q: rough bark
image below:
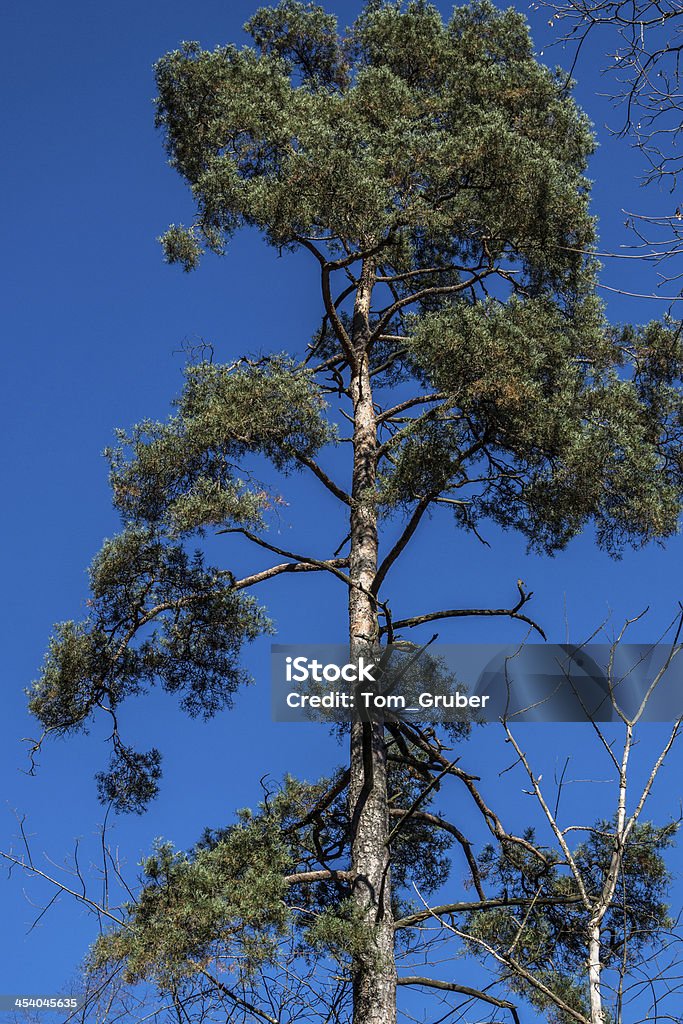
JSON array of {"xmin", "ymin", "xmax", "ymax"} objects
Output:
[{"xmin": 347, "ymin": 262, "xmax": 397, "ymax": 1024}]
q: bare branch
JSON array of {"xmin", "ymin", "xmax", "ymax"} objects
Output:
[
  {"xmin": 394, "ymin": 895, "xmax": 584, "ymax": 931},
  {"xmin": 233, "ymin": 558, "xmax": 349, "ymax": 591},
  {"xmin": 283, "ymin": 869, "xmax": 353, "ymax": 886},
  {"xmin": 376, "ymin": 393, "xmax": 447, "ymax": 425},
  {"xmin": 396, "ymin": 975, "xmax": 521, "ymax": 1022},
  {"xmin": 290, "ymin": 451, "xmax": 351, "ymax": 506},
  {"xmin": 385, "ymin": 581, "xmax": 547, "ymax": 640},
  {"xmin": 373, "ymin": 495, "xmax": 435, "ymax": 595},
  {"xmin": 217, "ymin": 527, "xmax": 354, "ymax": 588}
]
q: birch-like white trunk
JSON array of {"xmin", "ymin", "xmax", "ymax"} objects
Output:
[{"xmin": 588, "ymin": 921, "xmax": 605, "ymax": 1024}]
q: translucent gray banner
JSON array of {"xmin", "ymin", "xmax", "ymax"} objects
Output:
[{"xmin": 271, "ymin": 643, "xmax": 683, "ymax": 723}]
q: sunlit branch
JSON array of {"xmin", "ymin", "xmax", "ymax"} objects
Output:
[
  {"xmin": 376, "ymin": 393, "xmax": 447, "ymax": 425},
  {"xmin": 283, "ymin": 868, "xmax": 353, "ymax": 885},
  {"xmin": 233, "ymin": 558, "xmax": 350, "ymax": 591},
  {"xmin": 217, "ymin": 527, "xmax": 354, "ymax": 588},
  {"xmin": 413, "ymin": 895, "xmax": 591, "ymax": 1024}
]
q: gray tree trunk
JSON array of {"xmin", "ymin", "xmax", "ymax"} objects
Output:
[{"xmin": 348, "ymin": 264, "xmax": 397, "ymax": 1024}]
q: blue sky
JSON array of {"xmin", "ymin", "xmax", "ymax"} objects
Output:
[{"xmin": 2, "ymin": 0, "xmax": 683, "ymax": 1019}]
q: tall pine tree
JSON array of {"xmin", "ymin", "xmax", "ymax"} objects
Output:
[{"xmin": 29, "ymin": 3, "xmax": 683, "ymax": 1021}]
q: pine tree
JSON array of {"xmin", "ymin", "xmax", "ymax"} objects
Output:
[{"xmin": 28, "ymin": 3, "xmax": 683, "ymax": 1022}]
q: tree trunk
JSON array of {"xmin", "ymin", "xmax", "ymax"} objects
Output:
[
  {"xmin": 588, "ymin": 921, "xmax": 604, "ymax": 1024},
  {"xmin": 348, "ymin": 263, "xmax": 397, "ymax": 1024}
]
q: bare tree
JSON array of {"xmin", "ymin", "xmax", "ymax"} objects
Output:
[
  {"xmin": 540, "ymin": 0, "xmax": 683, "ymax": 300},
  {"xmin": 540, "ymin": 0, "xmax": 682, "ymax": 178},
  {"xmin": 407, "ymin": 615, "xmax": 683, "ymax": 1024}
]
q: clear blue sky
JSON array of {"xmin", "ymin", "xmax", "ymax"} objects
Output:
[{"xmin": 2, "ymin": 0, "xmax": 682, "ymax": 1018}]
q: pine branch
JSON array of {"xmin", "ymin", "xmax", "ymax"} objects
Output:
[
  {"xmin": 376, "ymin": 393, "xmax": 447, "ymax": 424},
  {"xmin": 396, "ymin": 976, "xmax": 520, "ymax": 1022},
  {"xmin": 385, "ymin": 581, "xmax": 547, "ymax": 640},
  {"xmin": 371, "ymin": 268, "xmax": 492, "ymax": 341},
  {"xmin": 295, "ymin": 239, "xmax": 355, "ymax": 367},
  {"xmin": 222, "ymin": 528, "xmax": 392, "ymax": 629},
  {"xmin": 232, "ymin": 558, "xmax": 350, "ymax": 590},
  {"xmin": 305, "ymin": 282, "xmax": 356, "ymax": 366},
  {"xmin": 398, "ymin": 722, "xmax": 550, "ymax": 865},
  {"xmin": 286, "ymin": 771, "xmax": 351, "ymax": 834},
  {"xmin": 373, "ymin": 495, "xmax": 435, "ymax": 595},
  {"xmin": 394, "ymin": 895, "xmax": 584, "ymax": 931},
  {"xmin": 386, "ymin": 761, "xmax": 458, "ymax": 846},
  {"xmin": 368, "ymin": 348, "xmax": 409, "ymax": 377},
  {"xmin": 283, "ymin": 869, "xmax": 353, "ymax": 885},
  {"xmin": 388, "ymin": 808, "xmax": 485, "ymax": 899},
  {"xmin": 376, "ymin": 266, "xmax": 463, "ymax": 283},
  {"xmin": 290, "ymin": 451, "xmax": 351, "ymax": 505},
  {"xmin": 217, "ymin": 528, "xmax": 354, "ymax": 587}
]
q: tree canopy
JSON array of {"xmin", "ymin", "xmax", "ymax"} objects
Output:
[{"xmin": 31, "ymin": 0, "xmax": 683, "ymax": 803}]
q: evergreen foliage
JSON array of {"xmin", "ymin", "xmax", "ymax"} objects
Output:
[
  {"xmin": 32, "ymin": 0, "xmax": 683, "ymax": 805},
  {"xmin": 28, "ymin": 2, "xmax": 683, "ymax": 1021},
  {"xmin": 90, "ymin": 767, "xmax": 454, "ymax": 986},
  {"xmin": 468, "ymin": 820, "xmax": 677, "ymax": 1023},
  {"xmin": 30, "ymin": 529, "xmax": 270, "ymax": 811}
]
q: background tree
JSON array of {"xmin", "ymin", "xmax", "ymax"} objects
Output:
[
  {"xmin": 23, "ymin": 1, "xmax": 683, "ymax": 1022},
  {"xmin": 450, "ymin": 618, "xmax": 683, "ymax": 1024},
  {"xmin": 539, "ymin": 0, "xmax": 683, "ymax": 300}
]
